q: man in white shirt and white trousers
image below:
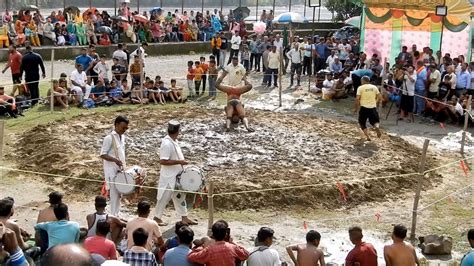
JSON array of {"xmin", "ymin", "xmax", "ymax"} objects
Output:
[
  {"xmin": 154, "ymin": 120, "xmax": 197, "ymax": 226},
  {"xmin": 70, "ymin": 64, "xmax": 92, "ymax": 102},
  {"xmin": 100, "ymin": 115, "xmax": 129, "ymax": 217}
]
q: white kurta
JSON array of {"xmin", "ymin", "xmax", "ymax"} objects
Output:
[
  {"xmin": 100, "ymin": 130, "xmax": 126, "ymax": 216},
  {"xmin": 157, "ymin": 135, "xmax": 184, "ymax": 201}
]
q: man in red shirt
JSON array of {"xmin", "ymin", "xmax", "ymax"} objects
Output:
[
  {"xmin": 83, "ymin": 220, "xmax": 118, "ymax": 260},
  {"xmin": 188, "ymin": 220, "xmax": 249, "ymax": 266},
  {"xmin": 345, "ymin": 226, "xmax": 378, "ymax": 266},
  {"xmin": 2, "ymin": 45, "xmax": 22, "ymax": 84}
]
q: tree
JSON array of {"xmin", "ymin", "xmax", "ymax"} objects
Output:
[{"xmin": 325, "ymin": 0, "xmax": 362, "ymax": 21}]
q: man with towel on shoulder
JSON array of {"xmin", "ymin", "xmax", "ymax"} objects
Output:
[{"xmin": 153, "ymin": 120, "xmax": 197, "ymax": 226}]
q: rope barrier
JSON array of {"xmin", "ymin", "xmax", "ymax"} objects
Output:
[
  {"xmin": 417, "ymin": 182, "xmax": 474, "ymax": 213},
  {"xmin": 0, "ymin": 166, "xmax": 208, "ymax": 195},
  {"xmin": 0, "ymin": 154, "xmax": 471, "ymax": 197}
]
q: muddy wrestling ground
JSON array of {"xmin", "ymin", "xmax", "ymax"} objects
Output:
[{"xmin": 8, "ymin": 105, "xmax": 439, "ymax": 211}]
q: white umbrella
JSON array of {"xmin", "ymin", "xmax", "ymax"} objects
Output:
[{"xmin": 272, "ymin": 12, "xmax": 309, "ymax": 24}]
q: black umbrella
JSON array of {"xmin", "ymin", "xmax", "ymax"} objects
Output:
[
  {"xmin": 96, "ymin": 26, "xmax": 112, "ymax": 34},
  {"xmin": 64, "ymin": 6, "xmax": 80, "ymax": 16},
  {"xmin": 20, "ymin": 5, "xmax": 39, "ymax": 12},
  {"xmin": 111, "ymin": 15, "xmax": 128, "ymax": 22},
  {"xmin": 233, "ymin": 6, "xmax": 250, "ymax": 21}
]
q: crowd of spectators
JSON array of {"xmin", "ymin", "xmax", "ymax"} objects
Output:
[
  {"xmin": 2, "ymin": 193, "xmax": 473, "ymax": 265},
  {"xmin": 0, "ymin": 4, "xmax": 236, "ymax": 48}
]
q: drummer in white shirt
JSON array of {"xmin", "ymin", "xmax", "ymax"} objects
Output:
[
  {"xmin": 153, "ymin": 120, "xmax": 198, "ymax": 226},
  {"xmin": 100, "ymin": 115, "xmax": 129, "ymax": 217}
]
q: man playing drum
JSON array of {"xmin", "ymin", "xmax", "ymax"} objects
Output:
[
  {"xmin": 153, "ymin": 120, "xmax": 198, "ymax": 226},
  {"xmin": 216, "ymin": 72, "xmax": 254, "ymax": 132},
  {"xmin": 100, "ymin": 115, "xmax": 129, "ymax": 217}
]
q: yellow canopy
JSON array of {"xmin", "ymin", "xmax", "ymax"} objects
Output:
[{"xmin": 362, "ymin": 0, "xmax": 472, "ymax": 24}]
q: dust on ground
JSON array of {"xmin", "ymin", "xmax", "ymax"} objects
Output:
[{"xmin": 9, "ymin": 105, "xmax": 439, "ymax": 211}]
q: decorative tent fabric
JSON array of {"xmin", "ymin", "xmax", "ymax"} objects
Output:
[{"xmin": 360, "ymin": 0, "xmax": 473, "ymax": 64}]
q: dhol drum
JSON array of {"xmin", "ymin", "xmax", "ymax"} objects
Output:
[
  {"xmin": 114, "ymin": 166, "xmax": 147, "ymax": 195},
  {"xmin": 176, "ymin": 165, "xmax": 205, "ymax": 192}
]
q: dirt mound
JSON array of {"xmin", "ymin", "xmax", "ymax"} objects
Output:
[{"xmin": 9, "ymin": 106, "xmax": 439, "ymax": 210}]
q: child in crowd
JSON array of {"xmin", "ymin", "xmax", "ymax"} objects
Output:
[
  {"xmin": 132, "ymin": 81, "xmax": 146, "ymax": 104},
  {"xmin": 186, "ymin": 60, "xmax": 195, "ymax": 97},
  {"xmin": 109, "ymin": 80, "xmax": 127, "ymax": 104},
  {"xmin": 111, "ymin": 58, "xmax": 126, "ymax": 84},
  {"xmin": 170, "ymin": 79, "xmax": 184, "ymax": 103},
  {"xmin": 194, "ymin": 61, "xmax": 204, "ymax": 96},
  {"xmin": 47, "ymin": 80, "xmax": 68, "ymax": 109},
  {"xmin": 199, "ymin": 57, "xmax": 209, "ymax": 93},
  {"xmin": 208, "ymin": 59, "xmax": 218, "ymax": 100},
  {"xmin": 286, "ymin": 230, "xmax": 325, "ymax": 266},
  {"xmin": 93, "ymin": 55, "xmax": 110, "ymax": 84},
  {"xmin": 242, "ymin": 44, "xmax": 250, "ymax": 72},
  {"xmin": 129, "ymin": 55, "xmax": 142, "ymax": 85},
  {"xmin": 156, "ymin": 80, "xmax": 168, "ymax": 104}
]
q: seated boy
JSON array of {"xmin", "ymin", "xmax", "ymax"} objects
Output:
[
  {"xmin": 47, "ymin": 80, "xmax": 68, "ymax": 109},
  {"xmin": 170, "ymin": 79, "xmax": 184, "ymax": 103}
]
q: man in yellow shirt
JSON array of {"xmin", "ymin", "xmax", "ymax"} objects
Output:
[{"xmin": 354, "ymin": 76, "xmax": 382, "ymax": 141}]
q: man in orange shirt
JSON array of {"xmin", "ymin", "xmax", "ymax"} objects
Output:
[
  {"xmin": 2, "ymin": 45, "xmax": 23, "ymax": 84},
  {"xmin": 210, "ymin": 33, "xmax": 222, "ymax": 66},
  {"xmin": 200, "ymin": 56, "xmax": 209, "ymax": 95},
  {"xmin": 0, "ymin": 86, "xmax": 17, "ymax": 118}
]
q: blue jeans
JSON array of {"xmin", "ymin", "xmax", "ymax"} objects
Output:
[
  {"xmin": 209, "ymin": 77, "xmax": 217, "ymax": 97},
  {"xmin": 414, "ymin": 89, "xmax": 425, "ymax": 114}
]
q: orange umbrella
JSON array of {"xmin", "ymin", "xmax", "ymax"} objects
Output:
[
  {"xmin": 133, "ymin": 14, "xmax": 149, "ymax": 23},
  {"xmin": 82, "ymin": 7, "xmax": 97, "ymax": 17}
]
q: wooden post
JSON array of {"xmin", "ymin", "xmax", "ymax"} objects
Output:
[
  {"xmin": 201, "ymin": 0, "xmax": 204, "ymax": 14},
  {"xmin": 0, "ymin": 121, "xmax": 5, "ymax": 160},
  {"xmin": 207, "ymin": 182, "xmax": 214, "ymax": 236},
  {"xmin": 50, "ymin": 49, "xmax": 55, "ymax": 113},
  {"xmin": 410, "ymin": 139, "xmax": 430, "ymax": 241},
  {"xmin": 181, "ymin": 0, "xmax": 184, "ymax": 14},
  {"xmin": 256, "ymin": 0, "xmax": 259, "ymax": 22},
  {"xmin": 139, "ymin": 54, "xmax": 144, "ymax": 99},
  {"xmin": 461, "ymin": 95, "xmax": 472, "ymax": 154},
  {"xmin": 220, "ymin": 0, "xmax": 223, "ymax": 13},
  {"xmin": 279, "ymin": 49, "xmax": 283, "ymax": 107}
]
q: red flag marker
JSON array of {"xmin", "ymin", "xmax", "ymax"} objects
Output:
[
  {"xmin": 193, "ymin": 195, "xmax": 203, "ymax": 209},
  {"xmin": 375, "ymin": 213, "xmax": 381, "ymax": 222},
  {"xmin": 336, "ymin": 182, "xmax": 347, "ymax": 202},
  {"xmin": 460, "ymin": 160, "xmax": 468, "ymax": 177},
  {"xmin": 101, "ymin": 181, "xmax": 109, "ymax": 198},
  {"xmin": 439, "ymin": 123, "xmax": 446, "ymax": 130},
  {"xmin": 303, "ymin": 221, "xmax": 308, "ymax": 230}
]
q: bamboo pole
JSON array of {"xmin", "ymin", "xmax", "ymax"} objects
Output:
[
  {"xmin": 0, "ymin": 121, "xmax": 4, "ymax": 160},
  {"xmin": 279, "ymin": 49, "xmax": 283, "ymax": 107},
  {"xmin": 207, "ymin": 182, "xmax": 214, "ymax": 236},
  {"xmin": 409, "ymin": 139, "xmax": 430, "ymax": 241},
  {"xmin": 461, "ymin": 95, "xmax": 472, "ymax": 154},
  {"xmin": 50, "ymin": 49, "xmax": 55, "ymax": 113}
]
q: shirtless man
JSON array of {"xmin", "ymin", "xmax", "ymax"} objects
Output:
[
  {"xmin": 286, "ymin": 230, "xmax": 325, "ymax": 266},
  {"xmin": 85, "ymin": 196, "xmax": 126, "ymax": 245},
  {"xmin": 384, "ymin": 224, "xmax": 419, "ymax": 266},
  {"xmin": 37, "ymin": 191, "xmax": 63, "ymax": 223},
  {"xmin": 216, "ymin": 73, "xmax": 254, "ymax": 132},
  {"xmin": 36, "ymin": 191, "xmax": 63, "ymax": 253},
  {"xmin": 47, "ymin": 80, "xmax": 68, "ymax": 110}
]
